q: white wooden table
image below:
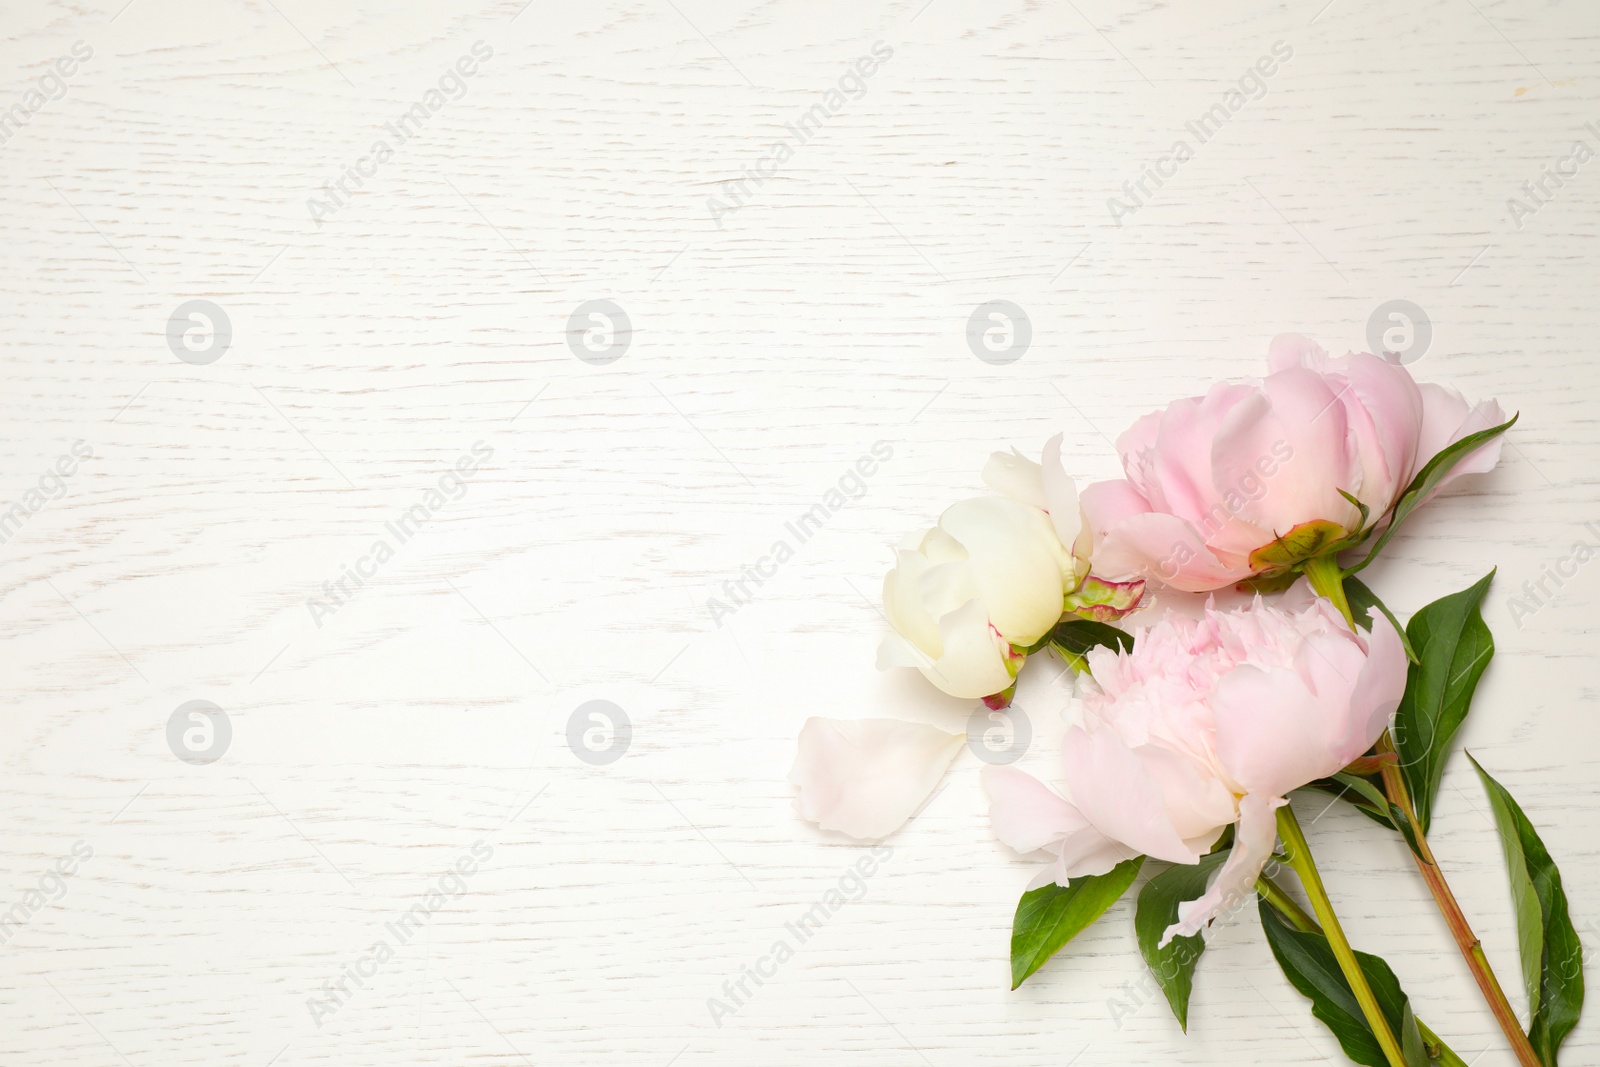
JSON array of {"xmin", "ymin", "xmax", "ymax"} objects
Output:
[{"xmin": 1, "ymin": 0, "xmax": 1595, "ymax": 1063}]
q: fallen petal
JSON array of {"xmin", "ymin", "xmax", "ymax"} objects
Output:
[{"xmin": 790, "ymin": 718, "xmax": 965, "ymax": 840}]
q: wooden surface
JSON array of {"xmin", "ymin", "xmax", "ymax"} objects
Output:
[{"xmin": 1, "ymin": 0, "xmax": 1596, "ymax": 1063}]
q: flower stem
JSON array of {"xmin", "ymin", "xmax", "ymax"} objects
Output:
[
  {"xmin": 1374, "ymin": 735, "xmax": 1543, "ymax": 1067},
  {"xmin": 1302, "ymin": 553, "xmax": 1355, "ymax": 627},
  {"xmin": 1275, "ymin": 804, "xmax": 1409, "ymax": 1067},
  {"xmin": 1257, "ymin": 873, "xmax": 1470, "ymax": 1067},
  {"xmin": 1295, "ymin": 557, "xmax": 1524, "ymax": 1066}
]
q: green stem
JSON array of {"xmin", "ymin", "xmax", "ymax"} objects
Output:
[
  {"xmin": 1302, "ymin": 553, "xmax": 1354, "ymax": 627},
  {"xmin": 1374, "ymin": 736, "xmax": 1543, "ymax": 1067},
  {"xmin": 1276, "ymin": 805, "xmax": 1409, "ymax": 1067},
  {"xmin": 1256, "ymin": 874, "xmax": 1470, "ymax": 1067}
]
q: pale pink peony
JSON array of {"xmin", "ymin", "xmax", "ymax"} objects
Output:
[
  {"xmin": 984, "ymin": 590, "xmax": 1406, "ymax": 945},
  {"xmin": 1080, "ymin": 334, "xmax": 1507, "ymax": 592}
]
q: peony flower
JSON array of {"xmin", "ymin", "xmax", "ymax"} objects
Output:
[
  {"xmin": 984, "ymin": 589, "xmax": 1406, "ymax": 945},
  {"xmin": 878, "ymin": 435, "xmax": 1142, "ymax": 703},
  {"xmin": 1080, "ymin": 334, "xmax": 1507, "ymax": 593}
]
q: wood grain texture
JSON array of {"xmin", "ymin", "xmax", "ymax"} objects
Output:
[{"xmin": 0, "ymin": 0, "xmax": 1596, "ymax": 1063}]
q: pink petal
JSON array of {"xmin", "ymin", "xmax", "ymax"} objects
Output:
[
  {"xmin": 1163, "ymin": 792, "xmax": 1284, "ymax": 945},
  {"xmin": 791, "ymin": 718, "xmax": 964, "ymax": 840},
  {"xmin": 1343, "ymin": 352, "xmax": 1425, "ymax": 511},
  {"xmin": 1090, "ymin": 511, "xmax": 1255, "ymax": 592},
  {"xmin": 1209, "ymin": 626, "xmax": 1371, "ymax": 798},
  {"xmin": 1054, "ymin": 831, "xmax": 1139, "ymax": 881},
  {"xmin": 1267, "ymin": 332, "xmax": 1330, "ymax": 373},
  {"xmin": 1147, "ymin": 387, "xmax": 1250, "ymax": 525},
  {"xmin": 1081, "ymin": 479, "xmax": 1152, "ymax": 541},
  {"xmin": 982, "ymin": 764, "xmax": 1089, "ymax": 853},
  {"xmin": 1226, "ymin": 366, "xmax": 1360, "ymax": 531},
  {"xmin": 1416, "ymin": 384, "xmax": 1508, "ymax": 496},
  {"xmin": 1346, "ymin": 615, "xmax": 1408, "ymax": 749},
  {"xmin": 1062, "ymin": 726, "xmax": 1203, "ymax": 865}
]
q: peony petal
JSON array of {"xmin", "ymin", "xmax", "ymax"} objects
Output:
[
  {"xmin": 1209, "ymin": 623, "xmax": 1371, "ymax": 798},
  {"xmin": 1163, "ymin": 792, "xmax": 1284, "ymax": 945},
  {"xmin": 1416, "ymin": 385, "xmax": 1507, "ymax": 496},
  {"xmin": 791, "ymin": 718, "xmax": 964, "ymax": 840},
  {"xmin": 1081, "ymin": 478, "xmax": 1153, "ymax": 536},
  {"xmin": 1214, "ymin": 366, "xmax": 1362, "ymax": 533},
  {"xmin": 1343, "ymin": 352, "xmax": 1425, "ymax": 512},
  {"xmin": 1061, "ymin": 726, "xmax": 1204, "ymax": 865},
  {"xmin": 1090, "ymin": 511, "xmax": 1255, "ymax": 592},
  {"xmin": 917, "ymin": 558, "xmax": 980, "ymax": 624},
  {"xmin": 1134, "ymin": 744, "xmax": 1238, "ymax": 841},
  {"xmin": 1346, "ymin": 615, "xmax": 1407, "ymax": 750},
  {"xmin": 924, "ymin": 598, "xmax": 1013, "ymax": 699},
  {"xmin": 1148, "ymin": 383, "xmax": 1259, "ymax": 527},
  {"xmin": 883, "ymin": 549, "xmax": 942, "ymax": 658},
  {"xmin": 1040, "ymin": 433, "xmax": 1083, "ymax": 555},
  {"xmin": 982, "ymin": 447, "xmax": 1047, "ymax": 509},
  {"xmin": 1267, "ymin": 332, "xmax": 1330, "ymax": 374},
  {"xmin": 876, "ymin": 632, "xmax": 929, "ymax": 670},
  {"xmin": 1054, "ymin": 830, "xmax": 1139, "ymax": 881},
  {"xmin": 938, "ymin": 497, "xmax": 1068, "ymax": 642},
  {"xmin": 982, "ymin": 764, "xmax": 1089, "ymax": 853}
]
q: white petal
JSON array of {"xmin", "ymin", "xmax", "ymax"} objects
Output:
[
  {"xmin": 983, "ymin": 447, "xmax": 1047, "ymax": 508},
  {"xmin": 790, "ymin": 718, "xmax": 964, "ymax": 840},
  {"xmin": 1041, "ymin": 433, "xmax": 1083, "ymax": 555},
  {"xmin": 938, "ymin": 497, "xmax": 1067, "ymax": 642},
  {"xmin": 876, "ymin": 632, "xmax": 930, "ymax": 670},
  {"xmin": 924, "ymin": 599, "xmax": 1013, "ymax": 698},
  {"xmin": 918, "ymin": 559, "xmax": 980, "ymax": 623},
  {"xmin": 883, "ymin": 549, "xmax": 941, "ymax": 657}
]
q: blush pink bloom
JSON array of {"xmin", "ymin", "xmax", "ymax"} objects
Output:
[
  {"xmin": 984, "ymin": 590, "xmax": 1406, "ymax": 945},
  {"xmin": 1080, "ymin": 334, "xmax": 1507, "ymax": 592}
]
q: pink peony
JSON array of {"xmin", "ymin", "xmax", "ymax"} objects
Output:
[
  {"xmin": 1080, "ymin": 334, "xmax": 1507, "ymax": 592},
  {"xmin": 984, "ymin": 589, "xmax": 1406, "ymax": 945}
]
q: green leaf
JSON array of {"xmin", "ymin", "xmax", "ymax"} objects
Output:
[
  {"xmin": 1305, "ymin": 774, "xmax": 1427, "ymax": 860},
  {"xmin": 1470, "ymin": 756, "xmax": 1584, "ymax": 1065},
  {"xmin": 1134, "ymin": 851, "xmax": 1228, "ymax": 1030},
  {"xmin": 1044, "ymin": 618, "xmax": 1134, "ymax": 674},
  {"xmin": 1400, "ymin": 1002, "xmax": 1430, "ymax": 1067},
  {"xmin": 1343, "ymin": 575, "xmax": 1419, "ymax": 664},
  {"xmin": 1394, "ymin": 571, "xmax": 1496, "ymax": 833},
  {"xmin": 1304, "ymin": 775, "xmax": 1393, "ymax": 834},
  {"xmin": 1386, "ymin": 801, "xmax": 1427, "ymax": 862},
  {"xmin": 1258, "ymin": 898, "xmax": 1424, "ymax": 1067},
  {"xmin": 1346, "ymin": 414, "xmax": 1517, "ymax": 576},
  {"xmin": 1331, "ymin": 771, "xmax": 1390, "ymax": 814},
  {"xmin": 1011, "ymin": 858, "xmax": 1143, "ymax": 989}
]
